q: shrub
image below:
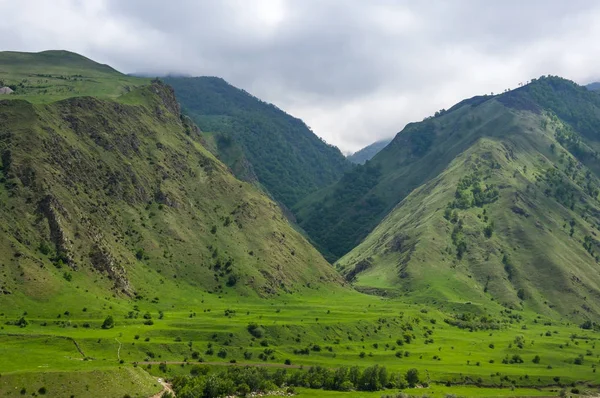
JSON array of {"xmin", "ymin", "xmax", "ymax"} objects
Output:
[
  {"xmin": 101, "ymin": 315, "xmax": 114, "ymax": 329},
  {"xmin": 533, "ymin": 355, "xmax": 541, "ymax": 364},
  {"xmin": 406, "ymin": 368, "xmax": 419, "ymax": 387},
  {"xmin": 247, "ymin": 323, "xmax": 264, "ymax": 338}
]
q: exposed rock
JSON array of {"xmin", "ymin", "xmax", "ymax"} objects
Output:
[
  {"xmin": 511, "ymin": 206, "xmax": 529, "ymax": 217},
  {"xmin": 90, "ymin": 241, "xmax": 132, "ymax": 295},
  {"xmin": 0, "ymin": 87, "xmax": 13, "ymax": 95},
  {"xmin": 38, "ymin": 195, "xmax": 75, "ymax": 268},
  {"xmin": 345, "ymin": 258, "xmax": 373, "ymax": 282}
]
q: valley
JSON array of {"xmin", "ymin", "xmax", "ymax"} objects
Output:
[{"xmin": 0, "ymin": 51, "xmax": 600, "ymax": 398}]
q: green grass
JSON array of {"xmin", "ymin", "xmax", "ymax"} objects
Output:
[
  {"xmin": 0, "ymin": 367, "xmax": 160, "ymax": 398},
  {"xmin": 296, "ymin": 386, "xmax": 566, "ymax": 397},
  {"xmin": 2, "ymin": 287, "xmax": 599, "ymax": 396},
  {"xmin": 0, "ymin": 50, "xmax": 148, "ymax": 102}
]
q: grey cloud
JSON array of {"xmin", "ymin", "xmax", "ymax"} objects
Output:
[{"xmin": 1, "ymin": 0, "xmax": 600, "ymax": 151}]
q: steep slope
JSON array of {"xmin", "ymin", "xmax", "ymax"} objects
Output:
[
  {"xmin": 0, "ymin": 53, "xmax": 342, "ymax": 309},
  {"xmin": 336, "ymin": 77, "xmax": 600, "ymax": 320},
  {"xmin": 297, "ymin": 78, "xmax": 600, "ymax": 261},
  {"xmin": 347, "ymin": 138, "xmax": 392, "ymax": 164},
  {"xmin": 295, "ymin": 94, "xmax": 497, "ymax": 260},
  {"xmin": 163, "ymin": 76, "xmax": 351, "ymax": 207}
]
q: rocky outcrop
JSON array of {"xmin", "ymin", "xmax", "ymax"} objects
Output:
[
  {"xmin": 90, "ymin": 240, "xmax": 132, "ymax": 296},
  {"xmin": 38, "ymin": 195, "xmax": 75, "ymax": 268}
]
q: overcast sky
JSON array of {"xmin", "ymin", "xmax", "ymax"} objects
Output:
[{"xmin": 1, "ymin": 0, "xmax": 600, "ymax": 153}]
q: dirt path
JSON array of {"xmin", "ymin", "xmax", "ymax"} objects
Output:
[
  {"xmin": 115, "ymin": 338, "xmax": 122, "ymax": 361},
  {"xmin": 137, "ymin": 360, "xmax": 302, "ymax": 369},
  {"xmin": 149, "ymin": 378, "xmax": 175, "ymax": 398},
  {"xmin": 69, "ymin": 337, "xmax": 86, "ymax": 358}
]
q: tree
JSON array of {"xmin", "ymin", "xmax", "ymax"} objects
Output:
[
  {"xmin": 406, "ymin": 368, "xmax": 419, "ymax": 387},
  {"xmin": 102, "ymin": 315, "xmax": 115, "ymax": 329},
  {"xmin": 533, "ymin": 355, "xmax": 541, "ymax": 364}
]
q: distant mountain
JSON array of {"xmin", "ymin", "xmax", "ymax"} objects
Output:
[
  {"xmin": 347, "ymin": 139, "xmax": 392, "ymax": 164},
  {"xmin": 586, "ymin": 82, "xmax": 600, "ymax": 91},
  {"xmin": 163, "ymin": 76, "xmax": 351, "ymax": 208}
]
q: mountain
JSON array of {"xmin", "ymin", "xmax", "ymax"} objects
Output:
[
  {"xmin": 296, "ymin": 78, "xmax": 600, "ymax": 261},
  {"xmin": 586, "ymin": 82, "xmax": 600, "ymax": 91},
  {"xmin": 347, "ymin": 139, "xmax": 392, "ymax": 164},
  {"xmin": 162, "ymin": 76, "xmax": 351, "ymax": 208},
  {"xmin": 0, "ymin": 51, "xmax": 342, "ymax": 307},
  {"xmin": 331, "ymin": 76, "xmax": 600, "ymax": 319},
  {"xmin": 2, "ymin": 52, "xmax": 599, "ymax": 397}
]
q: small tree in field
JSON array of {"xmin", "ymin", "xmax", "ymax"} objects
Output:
[
  {"xmin": 406, "ymin": 368, "xmax": 419, "ymax": 387},
  {"xmin": 102, "ymin": 315, "xmax": 115, "ymax": 329}
]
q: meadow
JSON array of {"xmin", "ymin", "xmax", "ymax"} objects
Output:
[{"xmin": 1, "ymin": 285, "xmax": 599, "ymax": 397}]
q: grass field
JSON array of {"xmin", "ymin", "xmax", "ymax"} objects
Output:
[{"xmin": 2, "ymin": 286, "xmax": 599, "ymax": 397}]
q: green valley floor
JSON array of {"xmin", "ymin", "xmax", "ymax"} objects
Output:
[{"xmin": 1, "ymin": 286, "xmax": 599, "ymax": 397}]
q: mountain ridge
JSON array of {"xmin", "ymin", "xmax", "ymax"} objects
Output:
[
  {"xmin": 0, "ymin": 52, "xmax": 343, "ymax": 306},
  {"xmin": 163, "ymin": 76, "xmax": 352, "ymax": 208},
  {"xmin": 332, "ymin": 76, "xmax": 600, "ymax": 320}
]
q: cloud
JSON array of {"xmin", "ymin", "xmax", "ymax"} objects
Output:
[{"xmin": 1, "ymin": 0, "xmax": 600, "ymax": 152}]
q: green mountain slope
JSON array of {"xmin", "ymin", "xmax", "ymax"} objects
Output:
[
  {"xmin": 0, "ymin": 52, "xmax": 342, "ymax": 309},
  {"xmin": 0, "ymin": 50, "xmax": 146, "ymax": 102},
  {"xmin": 295, "ymin": 94, "xmax": 498, "ymax": 260},
  {"xmin": 336, "ymin": 77, "xmax": 600, "ymax": 319},
  {"xmin": 163, "ymin": 76, "xmax": 351, "ymax": 208},
  {"xmin": 297, "ymin": 77, "xmax": 600, "ymax": 261},
  {"xmin": 347, "ymin": 138, "xmax": 392, "ymax": 164}
]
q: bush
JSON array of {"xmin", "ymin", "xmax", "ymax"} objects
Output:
[
  {"xmin": 247, "ymin": 323, "xmax": 264, "ymax": 338},
  {"xmin": 190, "ymin": 365, "xmax": 208, "ymax": 376},
  {"xmin": 406, "ymin": 368, "xmax": 419, "ymax": 387},
  {"xmin": 101, "ymin": 315, "xmax": 114, "ymax": 329},
  {"xmin": 533, "ymin": 355, "xmax": 541, "ymax": 364}
]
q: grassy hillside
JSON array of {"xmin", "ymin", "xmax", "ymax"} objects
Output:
[
  {"xmin": 297, "ymin": 77, "xmax": 600, "ymax": 262},
  {"xmin": 163, "ymin": 76, "xmax": 351, "ymax": 208},
  {"xmin": 336, "ymin": 78, "xmax": 600, "ymax": 322},
  {"xmin": 347, "ymin": 139, "xmax": 392, "ymax": 164},
  {"xmin": 0, "ymin": 50, "xmax": 147, "ymax": 102},
  {"xmin": 0, "ymin": 53, "xmax": 342, "ymax": 305}
]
